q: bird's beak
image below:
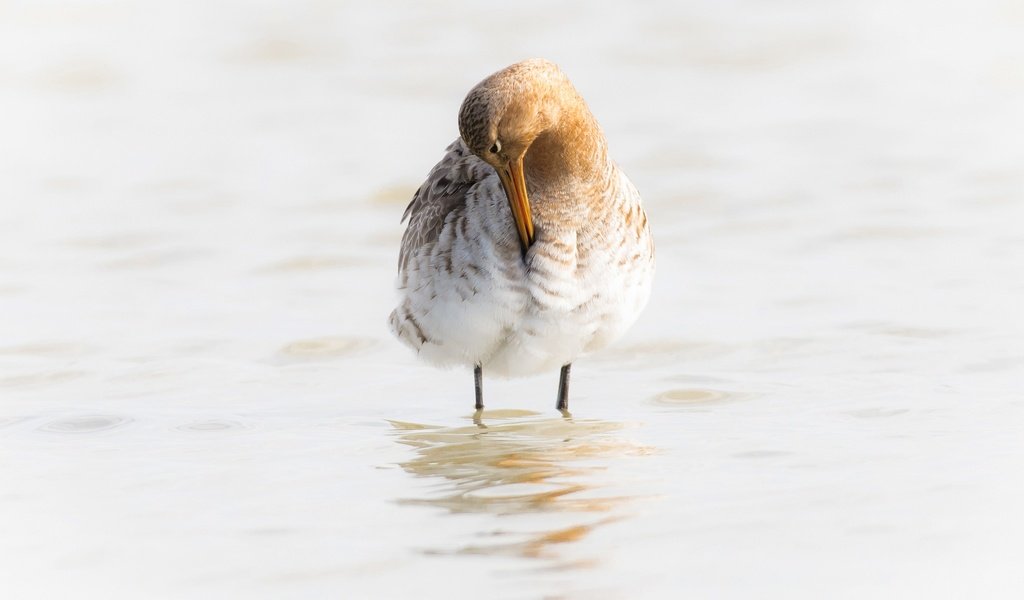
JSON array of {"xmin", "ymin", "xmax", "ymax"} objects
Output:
[{"xmin": 496, "ymin": 157, "xmax": 535, "ymax": 254}]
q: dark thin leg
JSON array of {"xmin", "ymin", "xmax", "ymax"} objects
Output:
[
  {"xmin": 474, "ymin": 364, "xmax": 484, "ymax": 410},
  {"xmin": 556, "ymin": 363, "xmax": 572, "ymax": 412}
]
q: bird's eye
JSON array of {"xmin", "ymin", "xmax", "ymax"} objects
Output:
[{"xmin": 490, "ymin": 140, "xmax": 501, "ymax": 154}]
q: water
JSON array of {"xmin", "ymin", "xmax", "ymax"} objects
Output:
[{"xmin": 2, "ymin": 1, "xmax": 1024, "ymax": 597}]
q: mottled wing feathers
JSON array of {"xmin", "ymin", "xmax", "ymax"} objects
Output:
[{"xmin": 398, "ymin": 139, "xmax": 492, "ymax": 273}]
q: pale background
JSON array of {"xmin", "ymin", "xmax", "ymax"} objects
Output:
[{"xmin": 2, "ymin": 1, "xmax": 1023, "ymax": 598}]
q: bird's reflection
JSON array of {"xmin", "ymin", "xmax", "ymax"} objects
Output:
[{"xmin": 391, "ymin": 409, "xmax": 652, "ymax": 564}]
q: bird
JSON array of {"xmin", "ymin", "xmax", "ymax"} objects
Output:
[{"xmin": 389, "ymin": 58, "xmax": 654, "ymax": 413}]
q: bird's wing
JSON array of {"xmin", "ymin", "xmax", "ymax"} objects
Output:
[{"xmin": 397, "ymin": 138, "xmax": 494, "ymax": 273}]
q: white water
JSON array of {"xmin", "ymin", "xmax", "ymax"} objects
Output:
[{"xmin": 2, "ymin": 1, "xmax": 1023, "ymax": 598}]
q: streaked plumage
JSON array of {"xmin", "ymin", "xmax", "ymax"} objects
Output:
[{"xmin": 389, "ymin": 59, "xmax": 654, "ymax": 410}]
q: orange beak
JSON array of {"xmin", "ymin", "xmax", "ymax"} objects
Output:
[{"xmin": 496, "ymin": 157, "xmax": 535, "ymax": 254}]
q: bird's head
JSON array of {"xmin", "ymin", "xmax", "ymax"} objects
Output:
[{"xmin": 457, "ymin": 59, "xmax": 577, "ymax": 253}]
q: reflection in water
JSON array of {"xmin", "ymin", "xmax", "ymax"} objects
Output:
[{"xmin": 391, "ymin": 409, "xmax": 652, "ymax": 564}]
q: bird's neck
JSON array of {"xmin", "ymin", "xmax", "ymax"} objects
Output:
[{"xmin": 523, "ymin": 102, "xmax": 610, "ymax": 199}]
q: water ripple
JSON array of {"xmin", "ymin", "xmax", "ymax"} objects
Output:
[
  {"xmin": 176, "ymin": 419, "xmax": 249, "ymax": 433},
  {"xmin": 278, "ymin": 336, "xmax": 377, "ymax": 361},
  {"xmin": 38, "ymin": 415, "xmax": 132, "ymax": 434},
  {"xmin": 652, "ymin": 388, "xmax": 741, "ymax": 407}
]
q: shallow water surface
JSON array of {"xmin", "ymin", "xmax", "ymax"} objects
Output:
[{"xmin": 2, "ymin": 0, "xmax": 1024, "ymax": 598}]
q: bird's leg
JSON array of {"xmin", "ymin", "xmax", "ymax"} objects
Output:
[
  {"xmin": 556, "ymin": 363, "xmax": 572, "ymax": 412},
  {"xmin": 474, "ymin": 364, "xmax": 484, "ymax": 411}
]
